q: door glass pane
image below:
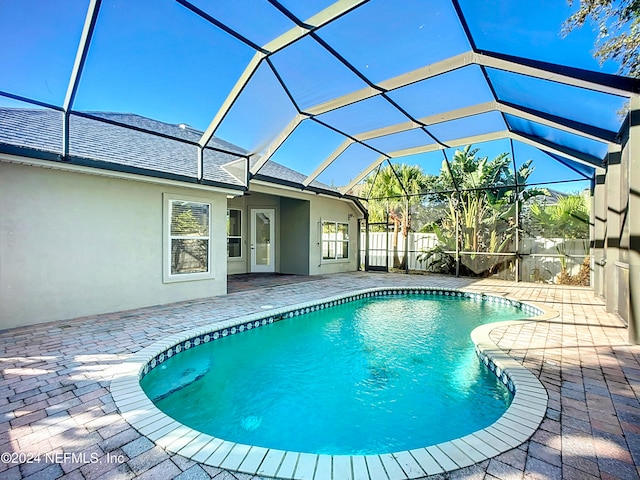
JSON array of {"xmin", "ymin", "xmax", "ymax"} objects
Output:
[{"xmin": 255, "ymin": 212, "xmax": 272, "ymax": 266}]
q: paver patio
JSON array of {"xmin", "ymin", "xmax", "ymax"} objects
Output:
[{"xmin": 1, "ymin": 272, "xmax": 639, "ymax": 480}]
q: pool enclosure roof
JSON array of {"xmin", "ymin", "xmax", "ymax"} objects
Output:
[{"xmin": 1, "ymin": 0, "xmax": 639, "ymax": 198}]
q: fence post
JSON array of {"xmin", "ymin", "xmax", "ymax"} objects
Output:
[
  {"xmin": 455, "ymin": 201, "xmax": 460, "ymax": 277},
  {"xmin": 405, "ymin": 198, "xmax": 410, "ymax": 274},
  {"xmin": 515, "ymin": 192, "xmax": 520, "ymax": 282}
]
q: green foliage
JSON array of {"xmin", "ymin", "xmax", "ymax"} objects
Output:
[
  {"xmin": 366, "ymin": 163, "xmax": 432, "ymax": 268},
  {"xmin": 433, "ymin": 146, "xmax": 546, "ymax": 258},
  {"xmin": 366, "ymin": 163, "xmax": 432, "ymax": 225},
  {"xmin": 172, "ymin": 208, "xmax": 206, "ymax": 236},
  {"xmin": 528, "ymin": 192, "xmax": 590, "ymax": 239},
  {"xmin": 416, "ymin": 244, "xmax": 457, "ymax": 274},
  {"xmin": 563, "ymin": 0, "xmax": 640, "ymax": 77},
  {"xmin": 358, "ymin": 144, "xmax": 595, "ymax": 283}
]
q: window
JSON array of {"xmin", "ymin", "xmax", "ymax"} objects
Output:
[
  {"xmin": 322, "ymin": 221, "xmax": 349, "ymax": 260},
  {"xmin": 227, "ymin": 209, "xmax": 242, "ymax": 258},
  {"xmin": 164, "ymin": 194, "xmax": 213, "ymax": 282}
]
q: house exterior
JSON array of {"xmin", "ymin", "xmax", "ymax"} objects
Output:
[{"xmin": 0, "ymin": 109, "xmax": 364, "ymax": 330}]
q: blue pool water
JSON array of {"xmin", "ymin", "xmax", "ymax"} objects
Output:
[{"xmin": 141, "ymin": 294, "xmax": 529, "ymax": 455}]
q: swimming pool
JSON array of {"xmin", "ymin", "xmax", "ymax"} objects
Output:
[
  {"xmin": 112, "ymin": 287, "xmax": 551, "ymax": 479},
  {"xmin": 142, "ymin": 293, "xmax": 527, "ymax": 454}
]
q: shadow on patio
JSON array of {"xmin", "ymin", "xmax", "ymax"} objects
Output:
[{"xmin": 0, "ymin": 272, "xmax": 638, "ymax": 479}]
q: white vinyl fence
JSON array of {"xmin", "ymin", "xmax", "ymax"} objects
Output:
[{"xmin": 361, "ymin": 231, "xmax": 588, "ymax": 284}]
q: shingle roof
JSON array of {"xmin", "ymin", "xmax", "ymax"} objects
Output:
[
  {"xmin": 0, "ymin": 108, "xmax": 336, "ymax": 193},
  {"xmin": 250, "ymin": 157, "xmax": 338, "ymax": 193},
  {"xmin": 0, "ymin": 107, "xmax": 63, "ymax": 154},
  {"xmin": 2, "ymin": 2, "xmax": 639, "ymax": 201}
]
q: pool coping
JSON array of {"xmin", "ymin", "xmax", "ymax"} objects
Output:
[{"xmin": 110, "ymin": 287, "xmax": 555, "ymax": 480}]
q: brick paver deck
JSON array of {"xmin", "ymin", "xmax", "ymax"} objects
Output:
[{"xmin": 1, "ymin": 272, "xmax": 638, "ymax": 479}]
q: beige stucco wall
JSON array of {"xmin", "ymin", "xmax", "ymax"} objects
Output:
[
  {"xmin": 227, "ymin": 192, "xmax": 282, "ymax": 275},
  {"xmin": 0, "ymin": 161, "xmax": 228, "ymax": 330},
  {"xmin": 229, "ymin": 183, "xmax": 362, "ymax": 276},
  {"xmin": 308, "ymin": 194, "xmax": 360, "ymax": 275}
]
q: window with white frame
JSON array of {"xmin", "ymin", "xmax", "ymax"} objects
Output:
[
  {"xmin": 227, "ymin": 209, "xmax": 242, "ymax": 258},
  {"xmin": 165, "ymin": 195, "xmax": 212, "ymax": 281},
  {"xmin": 322, "ymin": 221, "xmax": 349, "ymax": 260}
]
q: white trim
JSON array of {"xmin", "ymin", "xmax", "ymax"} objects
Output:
[
  {"xmin": 226, "ymin": 208, "xmax": 243, "ymax": 260},
  {"xmin": 377, "ymin": 51, "xmax": 475, "ymax": 92},
  {"xmin": 507, "ymin": 132, "xmax": 601, "ymax": 168},
  {"xmin": 63, "ymin": 0, "xmax": 100, "ymax": 111},
  {"xmin": 303, "ymin": 86, "xmax": 381, "ymax": 116},
  {"xmin": 354, "ymin": 120, "xmax": 421, "ymax": 142},
  {"xmin": 320, "ymin": 219, "xmax": 350, "ymax": 263},
  {"xmin": 250, "ymin": 208, "xmax": 276, "ymax": 273},
  {"xmin": 250, "ymin": 113, "xmax": 309, "ymax": 175},
  {"xmin": 474, "ymin": 51, "xmax": 635, "ymax": 98},
  {"xmin": 303, "ymin": 138, "xmax": 354, "ymax": 187},
  {"xmin": 249, "ymin": 180, "xmax": 365, "ymax": 218},
  {"xmin": 163, "ymin": 193, "xmax": 215, "ymax": 283},
  {"xmin": 249, "ymin": 179, "xmax": 325, "ymax": 196},
  {"xmin": 340, "ymin": 155, "xmax": 387, "ymax": 194},
  {"xmin": 304, "ymin": 51, "xmax": 474, "ymax": 116},
  {"xmin": 497, "ymin": 102, "xmax": 614, "ymax": 145},
  {"xmin": 0, "ymin": 153, "xmax": 244, "ymax": 197},
  {"xmin": 262, "ymin": 0, "xmax": 368, "ymax": 53},
  {"xmin": 198, "ymin": 52, "xmax": 266, "ymax": 148}
]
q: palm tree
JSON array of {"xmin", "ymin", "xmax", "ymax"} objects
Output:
[
  {"xmin": 432, "ymin": 146, "xmax": 512, "ymax": 253},
  {"xmin": 528, "ymin": 192, "xmax": 590, "ymax": 239},
  {"xmin": 366, "ymin": 163, "xmax": 431, "ymax": 269},
  {"xmin": 527, "ymin": 191, "xmax": 591, "ymax": 285},
  {"xmin": 427, "ymin": 145, "xmax": 547, "ymax": 275}
]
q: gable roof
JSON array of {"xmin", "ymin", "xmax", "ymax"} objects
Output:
[
  {"xmin": 0, "ymin": 107, "xmax": 338, "ymax": 193},
  {"xmin": 1, "ymin": 1, "xmax": 639, "ymax": 199}
]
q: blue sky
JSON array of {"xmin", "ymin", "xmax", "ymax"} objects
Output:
[{"xmin": 0, "ymin": 0, "xmax": 626, "ymax": 191}]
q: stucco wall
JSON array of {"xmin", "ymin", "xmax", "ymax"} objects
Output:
[
  {"xmin": 0, "ymin": 162, "xmax": 227, "ymax": 329},
  {"xmin": 280, "ymin": 197, "xmax": 310, "ymax": 275},
  {"xmin": 227, "ymin": 184, "xmax": 362, "ymax": 276},
  {"xmin": 226, "ymin": 193, "xmax": 282, "ymax": 275},
  {"xmin": 308, "ymin": 194, "xmax": 360, "ymax": 275},
  {"xmin": 596, "ymin": 97, "xmax": 639, "ymax": 343}
]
